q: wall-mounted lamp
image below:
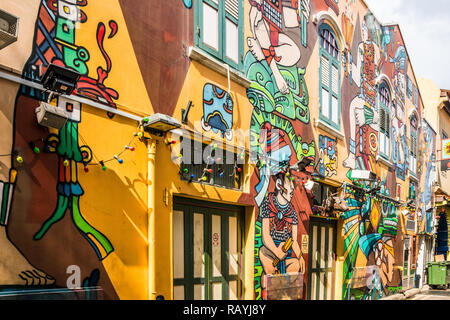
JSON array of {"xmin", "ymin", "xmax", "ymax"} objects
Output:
[
  {"xmin": 0, "ymin": 9, "xmax": 19, "ymax": 50},
  {"xmin": 41, "ymin": 63, "xmax": 81, "ymax": 96},
  {"xmin": 142, "ymin": 113, "xmax": 181, "ymax": 135}
]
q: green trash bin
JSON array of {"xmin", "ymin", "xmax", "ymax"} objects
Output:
[
  {"xmin": 446, "ymin": 262, "xmax": 450, "ymax": 285},
  {"xmin": 427, "ymin": 262, "xmax": 447, "ymax": 288}
]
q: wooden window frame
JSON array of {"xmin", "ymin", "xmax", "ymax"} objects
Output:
[
  {"xmin": 194, "ymin": 0, "xmax": 244, "ymax": 72},
  {"xmin": 319, "ymin": 24, "xmax": 341, "ymax": 131}
]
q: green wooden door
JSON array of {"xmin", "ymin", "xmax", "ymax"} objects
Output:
[
  {"xmin": 307, "ymin": 217, "xmax": 337, "ymax": 300},
  {"xmin": 173, "ymin": 197, "xmax": 243, "ymax": 300}
]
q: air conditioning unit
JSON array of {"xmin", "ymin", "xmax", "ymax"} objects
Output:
[
  {"xmin": 36, "ymin": 102, "xmax": 70, "ymax": 130},
  {"xmin": 0, "ymin": 9, "xmax": 19, "ymax": 50}
]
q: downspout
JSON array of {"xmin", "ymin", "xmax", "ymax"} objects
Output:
[{"xmin": 147, "ymin": 137, "xmax": 157, "ymax": 300}]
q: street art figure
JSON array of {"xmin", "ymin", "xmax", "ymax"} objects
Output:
[
  {"xmin": 259, "ymin": 171, "xmax": 305, "ymax": 274},
  {"xmin": 28, "ymin": 0, "xmax": 115, "ymax": 260},
  {"xmin": 0, "ymin": 0, "xmax": 116, "ymax": 288},
  {"xmin": 247, "ymin": 0, "xmax": 310, "ymax": 94},
  {"xmin": 316, "ymin": 135, "xmax": 338, "ymax": 178},
  {"xmin": 201, "ymin": 83, "xmax": 234, "ymax": 141},
  {"xmin": 343, "ymin": 19, "xmax": 379, "ymax": 171},
  {"xmin": 342, "ymin": 185, "xmax": 399, "ymax": 300},
  {"xmin": 257, "ymin": 171, "xmax": 305, "ymax": 298}
]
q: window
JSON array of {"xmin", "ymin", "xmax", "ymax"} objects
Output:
[
  {"xmin": 409, "ymin": 115, "xmax": 418, "ymax": 176},
  {"xmin": 319, "ymin": 24, "xmax": 341, "ymax": 130},
  {"xmin": 195, "ymin": 0, "xmax": 244, "ymax": 71},
  {"xmin": 378, "ymin": 83, "xmax": 391, "ymax": 159}
]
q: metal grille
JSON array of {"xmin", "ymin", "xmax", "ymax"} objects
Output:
[{"xmin": 179, "ymin": 139, "xmax": 243, "ymax": 190}]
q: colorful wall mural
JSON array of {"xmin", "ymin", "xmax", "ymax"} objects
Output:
[
  {"xmin": 0, "ymin": 0, "xmax": 154, "ymax": 299},
  {"xmin": 246, "ymin": 0, "xmax": 314, "ymax": 300},
  {"xmin": 0, "ymin": 0, "xmax": 434, "ymax": 301},
  {"xmin": 246, "ymin": 0, "xmax": 431, "ymax": 300}
]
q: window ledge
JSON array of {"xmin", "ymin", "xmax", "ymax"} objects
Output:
[
  {"xmin": 409, "ymin": 172, "xmax": 419, "ymax": 182},
  {"xmin": 189, "ymin": 46, "xmax": 251, "ymax": 89},
  {"xmin": 314, "ymin": 118, "xmax": 344, "ymax": 140},
  {"xmin": 376, "ymin": 155, "xmax": 393, "ymax": 168}
]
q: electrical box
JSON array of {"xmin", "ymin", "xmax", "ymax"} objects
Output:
[
  {"xmin": 0, "ymin": 9, "xmax": 19, "ymax": 50},
  {"xmin": 35, "ymin": 102, "xmax": 70, "ymax": 130}
]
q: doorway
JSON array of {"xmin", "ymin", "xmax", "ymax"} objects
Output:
[
  {"xmin": 307, "ymin": 217, "xmax": 337, "ymax": 300},
  {"xmin": 172, "ymin": 197, "xmax": 244, "ymax": 300}
]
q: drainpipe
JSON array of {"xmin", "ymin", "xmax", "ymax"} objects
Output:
[{"xmin": 147, "ymin": 137, "xmax": 157, "ymax": 300}]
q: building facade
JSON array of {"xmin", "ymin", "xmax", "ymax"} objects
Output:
[
  {"xmin": 418, "ymin": 78, "xmax": 450, "ymax": 263},
  {"xmin": 0, "ymin": 0, "xmax": 437, "ymax": 300}
]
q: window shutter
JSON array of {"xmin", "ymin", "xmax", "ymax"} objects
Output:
[
  {"xmin": 385, "ymin": 112, "xmax": 390, "ymax": 137},
  {"xmin": 225, "ymin": 0, "xmax": 239, "ymax": 20},
  {"xmin": 321, "ymin": 56, "xmax": 330, "ymax": 89},
  {"xmin": 380, "ymin": 109, "xmax": 386, "ymax": 132},
  {"xmin": 331, "ymin": 64, "xmax": 339, "ymax": 95}
]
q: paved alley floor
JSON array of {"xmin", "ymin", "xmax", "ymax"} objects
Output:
[{"xmin": 409, "ymin": 289, "xmax": 450, "ymax": 300}]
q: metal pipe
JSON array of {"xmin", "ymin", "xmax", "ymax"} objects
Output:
[{"xmin": 147, "ymin": 138, "xmax": 157, "ymax": 300}]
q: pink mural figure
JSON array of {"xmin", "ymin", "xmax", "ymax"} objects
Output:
[
  {"xmin": 247, "ymin": 0, "xmax": 310, "ymax": 94},
  {"xmin": 343, "ymin": 20, "xmax": 380, "ymax": 170}
]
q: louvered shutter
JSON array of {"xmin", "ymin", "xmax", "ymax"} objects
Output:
[{"xmin": 225, "ymin": 0, "xmax": 239, "ymax": 20}]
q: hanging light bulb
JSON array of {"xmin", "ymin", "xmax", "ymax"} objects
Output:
[
  {"xmin": 166, "ymin": 140, "xmax": 177, "ymax": 145},
  {"xmin": 137, "ymin": 132, "xmax": 144, "ymax": 138},
  {"xmin": 100, "ymin": 161, "xmax": 107, "ymax": 171},
  {"xmin": 218, "ymin": 169, "xmax": 224, "ymax": 178},
  {"xmin": 202, "ymin": 176, "xmax": 207, "ymax": 182},
  {"xmin": 114, "ymin": 155, "xmax": 123, "ymax": 164},
  {"xmin": 29, "ymin": 142, "xmax": 40, "ymax": 154},
  {"xmin": 126, "ymin": 146, "xmax": 135, "ymax": 151},
  {"xmin": 63, "ymin": 159, "xmax": 70, "ymax": 167},
  {"xmin": 84, "ymin": 165, "xmax": 89, "ymax": 173},
  {"xmin": 142, "ymin": 117, "xmax": 149, "ymax": 124},
  {"xmin": 183, "ymin": 168, "xmax": 189, "ymax": 174},
  {"xmin": 16, "ymin": 155, "xmax": 23, "ymax": 164}
]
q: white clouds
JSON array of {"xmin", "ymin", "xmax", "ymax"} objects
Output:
[{"xmin": 365, "ymin": 0, "xmax": 450, "ymax": 89}]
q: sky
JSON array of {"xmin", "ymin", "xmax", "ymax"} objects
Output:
[{"xmin": 365, "ymin": 0, "xmax": 450, "ymax": 89}]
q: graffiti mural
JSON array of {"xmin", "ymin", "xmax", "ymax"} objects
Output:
[
  {"xmin": 342, "ymin": 184, "xmax": 401, "ymax": 300},
  {"xmin": 201, "ymin": 83, "xmax": 234, "ymax": 141},
  {"xmin": 343, "ymin": 16, "xmax": 379, "ymax": 173},
  {"xmin": 418, "ymin": 120, "xmax": 436, "ymax": 233},
  {"xmin": 246, "ymin": 0, "xmax": 314, "ymax": 300},
  {"xmin": 316, "ymin": 135, "xmax": 338, "ymax": 178},
  {"xmin": 0, "ymin": 0, "xmax": 119, "ymax": 288}
]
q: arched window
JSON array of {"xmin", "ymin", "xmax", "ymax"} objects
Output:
[
  {"xmin": 319, "ymin": 24, "xmax": 341, "ymax": 129},
  {"xmin": 410, "ymin": 114, "xmax": 418, "ymax": 176},
  {"xmin": 378, "ymin": 83, "xmax": 391, "ymax": 159}
]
